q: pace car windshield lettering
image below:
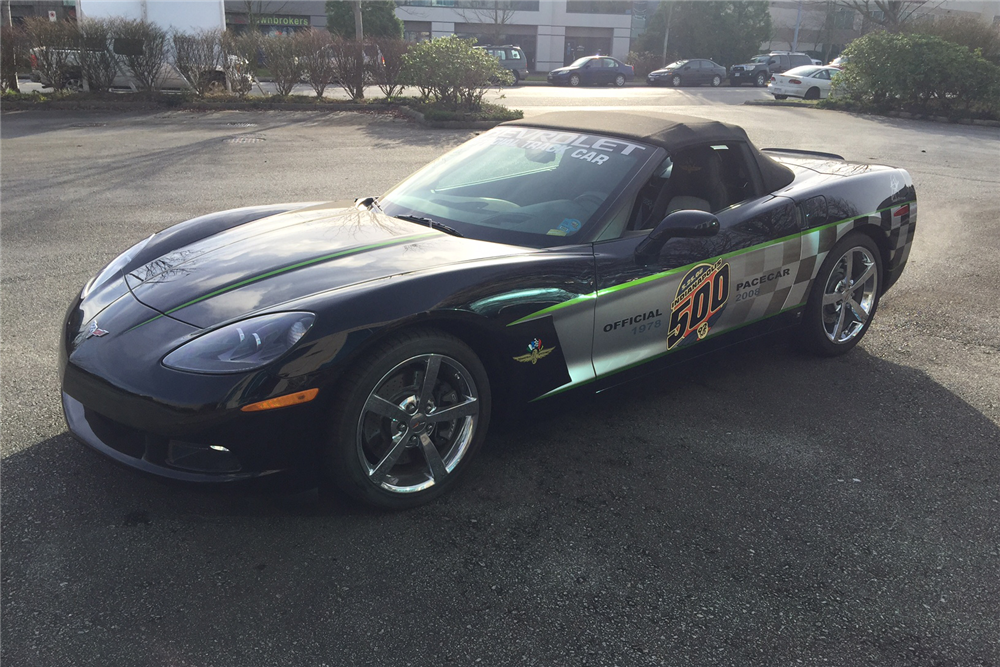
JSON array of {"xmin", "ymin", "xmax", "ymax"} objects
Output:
[{"xmin": 379, "ymin": 127, "xmax": 653, "ymax": 247}]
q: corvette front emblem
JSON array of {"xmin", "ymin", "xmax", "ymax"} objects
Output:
[{"xmin": 86, "ymin": 321, "xmax": 109, "ymax": 338}]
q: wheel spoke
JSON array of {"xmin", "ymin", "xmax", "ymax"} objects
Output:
[
  {"xmin": 855, "ymin": 261, "xmax": 876, "ymax": 287},
  {"xmin": 418, "ymin": 355, "xmax": 442, "ymax": 411},
  {"xmin": 823, "ymin": 291, "xmax": 843, "ymax": 306},
  {"xmin": 426, "ymin": 398, "xmax": 478, "ymax": 423},
  {"xmin": 832, "ymin": 304, "xmax": 847, "ymax": 341},
  {"xmin": 369, "ymin": 433, "xmax": 411, "ymax": 483},
  {"xmin": 419, "ymin": 433, "xmax": 448, "ymax": 481},
  {"xmin": 365, "ymin": 394, "xmax": 409, "ymax": 422},
  {"xmin": 842, "ymin": 251, "xmax": 854, "ymax": 281},
  {"xmin": 847, "ymin": 297, "xmax": 869, "ymax": 324}
]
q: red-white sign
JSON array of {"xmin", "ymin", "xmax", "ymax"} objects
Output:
[{"xmin": 48, "ymin": 10, "xmax": 57, "ymax": 21}]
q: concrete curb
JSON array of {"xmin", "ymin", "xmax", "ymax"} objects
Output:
[
  {"xmin": 0, "ymin": 97, "xmax": 517, "ymax": 128},
  {"xmin": 743, "ymin": 98, "xmax": 1000, "ymax": 127},
  {"xmin": 396, "ymin": 105, "xmax": 508, "ymax": 130}
]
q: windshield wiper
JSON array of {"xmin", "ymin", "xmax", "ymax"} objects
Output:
[{"xmin": 394, "ymin": 214, "xmax": 464, "ymax": 238}]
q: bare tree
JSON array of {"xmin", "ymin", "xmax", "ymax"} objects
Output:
[
  {"xmin": 173, "ymin": 28, "xmax": 224, "ymax": 96},
  {"xmin": 833, "ymin": 0, "xmax": 940, "ymax": 33},
  {"xmin": 77, "ymin": 19, "xmax": 122, "ymax": 92},
  {"xmin": 453, "ymin": 1, "xmax": 521, "ymax": 45},
  {"xmin": 329, "ymin": 35, "xmax": 366, "ymax": 100},
  {"xmin": 222, "ymin": 30, "xmax": 261, "ymax": 96},
  {"xmin": 114, "ymin": 19, "xmax": 169, "ymax": 92},
  {"xmin": 1, "ymin": 23, "xmax": 27, "ymax": 92},
  {"xmin": 261, "ymin": 33, "xmax": 305, "ymax": 95},
  {"xmin": 22, "ymin": 17, "xmax": 79, "ymax": 90},
  {"xmin": 298, "ymin": 29, "xmax": 336, "ymax": 97},
  {"xmin": 370, "ymin": 36, "xmax": 408, "ymax": 99}
]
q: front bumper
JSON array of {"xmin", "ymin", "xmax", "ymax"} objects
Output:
[{"xmin": 61, "ymin": 361, "xmax": 325, "ymax": 486}]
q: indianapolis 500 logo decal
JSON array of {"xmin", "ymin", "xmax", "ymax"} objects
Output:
[{"xmin": 667, "ymin": 259, "xmax": 730, "ymax": 350}]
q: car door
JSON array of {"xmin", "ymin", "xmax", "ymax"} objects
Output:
[
  {"xmin": 591, "ymin": 144, "xmax": 804, "ymax": 380},
  {"xmin": 602, "ymin": 58, "xmax": 619, "ymax": 84},
  {"xmin": 694, "ymin": 60, "xmax": 709, "ymax": 84}
]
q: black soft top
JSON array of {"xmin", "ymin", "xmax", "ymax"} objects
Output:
[{"xmin": 503, "ymin": 111, "xmax": 795, "ymax": 193}]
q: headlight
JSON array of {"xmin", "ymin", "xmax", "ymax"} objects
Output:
[
  {"xmin": 83, "ymin": 234, "xmax": 154, "ymax": 297},
  {"xmin": 162, "ymin": 312, "xmax": 315, "ymax": 374}
]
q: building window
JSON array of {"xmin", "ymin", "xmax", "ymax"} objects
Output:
[
  {"xmin": 833, "ymin": 9, "xmax": 855, "ymax": 30},
  {"xmin": 398, "ymin": 0, "xmax": 538, "ymax": 8},
  {"xmin": 566, "ymin": 1, "xmax": 631, "ymax": 14}
]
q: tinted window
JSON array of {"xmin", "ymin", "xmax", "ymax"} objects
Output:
[
  {"xmin": 381, "ymin": 127, "xmax": 654, "ymax": 247},
  {"xmin": 790, "ymin": 55, "xmax": 812, "ymax": 67},
  {"xmin": 603, "ymin": 58, "xmax": 617, "ymax": 68}
]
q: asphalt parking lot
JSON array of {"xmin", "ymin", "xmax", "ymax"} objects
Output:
[{"xmin": 2, "ymin": 100, "xmax": 999, "ymax": 666}]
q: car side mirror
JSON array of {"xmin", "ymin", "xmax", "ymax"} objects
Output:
[{"xmin": 634, "ymin": 210, "xmax": 719, "ymax": 262}]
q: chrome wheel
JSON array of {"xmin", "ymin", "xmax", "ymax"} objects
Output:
[
  {"xmin": 356, "ymin": 353, "xmax": 480, "ymax": 494},
  {"xmin": 569, "ymin": 74, "xmax": 581, "ymax": 87},
  {"xmin": 820, "ymin": 245, "xmax": 879, "ymax": 344},
  {"xmin": 614, "ymin": 74, "xmax": 626, "ymax": 87},
  {"xmin": 671, "ymin": 75, "xmax": 682, "ymax": 87}
]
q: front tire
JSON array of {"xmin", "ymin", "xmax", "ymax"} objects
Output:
[
  {"xmin": 755, "ymin": 72, "xmax": 767, "ymax": 87},
  {"xmin": 614, "ymin": 74, "xmax": 626, "ymax": 87},
  {"xmin": 671, "ymin": 75, "xmax": 682, "ymax": 87},
  {"xmin": 799, "ymin": 233, "xmax": 882, "ymax": 357},
  {"xmin": 569, "ymin": 74, "xmax": 581, "ymax": 87},
  {"xmin": 327, "ymin": 329, "xmax": 492, "ymax": 509}
]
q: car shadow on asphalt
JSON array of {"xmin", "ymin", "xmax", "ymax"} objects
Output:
[{"xmin": 4, "ymin": 337, "xmax": 999, "ymax": 665}]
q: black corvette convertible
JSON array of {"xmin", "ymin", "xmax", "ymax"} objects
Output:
[{"xmin": 60, "ymin": 111, "xmax": 916, "ymax": 508}]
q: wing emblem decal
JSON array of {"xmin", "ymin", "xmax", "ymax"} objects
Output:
[{"xmin": 513, "ymin": 338, "xmax": 555, "ymax": 365}]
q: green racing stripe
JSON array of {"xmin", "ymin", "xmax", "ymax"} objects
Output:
[{"xmin": 127, "ymin": 232, "xmax": 439, "ymax": 332}]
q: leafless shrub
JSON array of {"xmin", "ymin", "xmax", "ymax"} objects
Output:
[
  {"xmin": 22, "ymin": 17, "xmax": 80, "ymax": 90},
  {"xmin": 113, "ymin": 19, "xmax": 168, "ymax": 92},
  {"xmin": 369, "ymin": 37, "xmax": 408, "ymax": 99},
  {"xmin": 77, "ymin": 18, "xmax": 121, "ymax": 93},
  {"xmin": 297, "ymin": 29, "xmax": 337, "ymax": 98},
  {"xmin": 329, "ymin": 37, "xmax": 366, "ymax": 101},
  {"xmin": 173, "ymin": 28, "xmax": 224, "ymax": 96},
  {"xmin": 1, "ymin": 25, "xmax": 29, "ymax": 92},
  {"xmin": 222, "ymin": 30, "xmax": 260, "ymax": 97},
  {"xmin": 261, "ymin": 34, "xmax": 305, "ymax": 96}
]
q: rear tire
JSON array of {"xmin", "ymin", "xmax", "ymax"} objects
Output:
[
  {"xmin": 327, "ymin": 329, "xmax": 491, "ymax": 509},
  {"xmin": 805, "ymin": 87, "xmax": 821, "ymax": 100},
  {"xmin": 614, "ymin": 74, "xmax": 626, "ymax": 87},
  {"xmin": 711, "ymin": 75, "xmax": 722, "ymax": 87},
  {"xmin": 798, "ymin": 233, "xmax": 882, "ymax": 357},
  {"xmin": 773, "ymin": 94, "xmax": 788, "ymax": 100}
]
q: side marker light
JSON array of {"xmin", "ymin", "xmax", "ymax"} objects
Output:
[{"xmin": 241, "ymin": 388, "xmax": 319, "ymax": 412}]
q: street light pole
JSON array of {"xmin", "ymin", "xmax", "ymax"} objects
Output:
[
  {"xmin": 792, "ymin": 0, "xmax": 803, "ymax": 51},
  {"xmin": 661, "ymin": 2, "xmax": 674, "ymax": 67}
]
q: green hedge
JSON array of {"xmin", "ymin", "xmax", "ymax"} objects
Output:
[
  {"xmin": 831, "ymin": 31, "xmax": 1000, "ymax": 119},
  {"xmin": 400, "ymin": 36, "xmax": 513, "ymax": 111}
]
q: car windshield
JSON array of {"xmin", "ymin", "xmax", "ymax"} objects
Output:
[
  {"xmin": 379, "ymin": 126, "xmax": 654, "ymax": 248},
  {"xmin": 750, "ymin": 55, "xmax": 769, "ymax": 64},
  {"xmin": 785, "ymin": 66, "xmax": 822, "ymax": 77},
  {"xmin": 570, "ymin": 57, "xmax": 595, "ymax": 67},
  {"xmin": 665, "ymin": 60, "xmax": 688, "ymax": 68}
]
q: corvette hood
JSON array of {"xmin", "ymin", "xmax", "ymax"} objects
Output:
[{"xmin": 126, "ymin": 203, "xmax": 529, "ymax": 328}]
